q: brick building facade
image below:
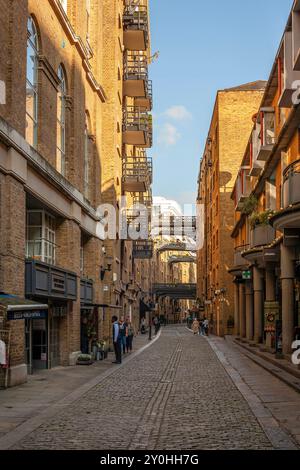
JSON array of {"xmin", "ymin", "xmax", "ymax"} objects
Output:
[
  {"xmin": 229, "ymin": 0, "xmax": 300, "ymax": 358},
  {"xmin": 197, "ymin": 83, "xmax": 265, "ymax": 336},
  {"xmin": 0, "ymin": 0, "xmax": 154, "ymax": 387}
]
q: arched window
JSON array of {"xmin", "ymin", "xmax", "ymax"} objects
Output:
[
  {"xmin": 26, "ymin": 16, "xmax": 39, "ymax": 147},
  {"xmin": 84, "ymin": 113, "xmax": 91, "ymax": 199},
  {"xmin": 56, "ymin": 65, "xmax": 67, "ymax": 175}
]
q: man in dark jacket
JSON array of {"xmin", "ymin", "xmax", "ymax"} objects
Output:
[{"xmin": 112, "ymin": 315, "xmax": 122, "ymax": 364}]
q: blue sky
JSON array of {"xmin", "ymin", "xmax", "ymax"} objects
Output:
[{"xmin": 149, "ymin": 0, "xmax": 293, "ymax": 208}]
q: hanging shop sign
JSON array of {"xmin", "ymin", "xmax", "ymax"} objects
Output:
[{"xmin": 7, "ymin": 310, "xmax": 47, "ymax": 321}]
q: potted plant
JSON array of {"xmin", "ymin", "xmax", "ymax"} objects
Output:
[
  {"xmin": 249, "ymin": 209, "xmax": 276, "ymax": 247},
  {"xmin": 241, "ymin": 195, "xmax": 258, "ymax": 216},
  {"xmin": 77, "ymin": 354, "xmax": 93, "ymax": 366}
]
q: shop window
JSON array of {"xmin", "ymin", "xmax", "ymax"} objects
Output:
[{"xmin": 26, "ymin": 210, "xmax": 56, "ymax": 265}]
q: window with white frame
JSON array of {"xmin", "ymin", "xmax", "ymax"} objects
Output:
[
  {"xmin": 26, "ymin": 17, "xmax": 39, "ymax": 147},
  {"xmin": 59, "ymin": 0, "xmax": 68, "ymax": 13},
  {"xmin": 26, "ymin": 210, "xmax": 56, "ymax": 265},
  {"xmin": 57, "ymin": 65, "xmax": 67, "ymax": 175}
]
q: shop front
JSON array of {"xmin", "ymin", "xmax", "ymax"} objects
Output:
[
  {"xmin": 0, "ymin": 293, "xmax": 48, "ymax": 387},
  {"xmin": 25, "ymin": 259, "xmax": 77, "ymax": 372}
]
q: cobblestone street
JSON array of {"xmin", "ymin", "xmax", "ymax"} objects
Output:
[{"xmin": 1, "ymin": 325, "xmax": 300, "ymax": 450}]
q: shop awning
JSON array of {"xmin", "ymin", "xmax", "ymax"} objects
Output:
[{"xmin": 0, "ymin": 293, "xmax": 48, "ymax": 320}]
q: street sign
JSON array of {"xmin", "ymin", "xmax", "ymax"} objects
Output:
[{"xmin": 242, "ymin": 270, "xmax": 251, "ymax": 280}]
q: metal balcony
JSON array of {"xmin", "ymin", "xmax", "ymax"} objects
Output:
[
  {"xmin": 283, "ymin": 159, "xmax": 300, "ymax": 208},
  {"xmin": 250, "ymin": 126, "xmax": 264, "ymax": 177},
  {"xmin": 135, "ymin": 80, "xmax": 153, "ymax": 111},
  {"xmin": 123, "ymin": 54, "xmax": 152, "ymax": 110},
  {"xmin": 132, "ymin": 240, "xmax": 153, "ymax": 259},
  {"xmin": 235, "ymin": 168, "xmax": 250, "ymax": 210},
  {"xmin": 122, "ymin": 155, "xmax": 152, "ymax": 192},
  {"xmin": 122, "ymin": 107, "xmax": 152, "ymax": 147},
  {"xmin": 25, "ymin": 259, "xmax": 77, "ymax": 301},
  {"xmin": 133, "ymin": 192, "xmax": 153, "ymax": 209},
  {"xmin": 255, "ymin": 109, "xmax": 275, "ymax": 162},
  {"xmin": 123, "ymin": 2, "xmax": 149, "ymax": 51}
]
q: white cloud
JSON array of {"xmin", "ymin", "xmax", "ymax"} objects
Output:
[
  {"xmin": 164, "ymin": 105, "xmax": 192, "ymax": 121},
  {"xmin": 158, "ymin": 123, "xmax": 180, "ymax": 146}
]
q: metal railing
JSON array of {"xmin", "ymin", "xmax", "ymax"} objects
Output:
[
  {"xmin": 133, "ymin": 192, "xmax": 153, "ymax": 208},
  {"xmin": 122, "ymin": 106, "xmax": 150, "ymax": 132},
  {"xmin": 124, "ymin": 54, "xmax": 148, "ymax": 81},
  {"xmin": 123, "ymin": 3, "xmax": 149, "ymax": 42},
  {"xmin": 132, "ymin": 240, "xmax": 153, "ymax": 259},
  {"xmin": 122, "ymin": 156, "xmax": 152, "ymax": 185},
  {"xmin": 283, "ymin": 159, "xmax": 300, "ymax": 184},
  {"xmin": 282, "ymin": 159, "xmax": 300, "ymax": 208}
]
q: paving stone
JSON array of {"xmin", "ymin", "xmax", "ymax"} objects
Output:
[{"xmin": 12, "ymin": 327, "xmax": 273, "ymax": 450}]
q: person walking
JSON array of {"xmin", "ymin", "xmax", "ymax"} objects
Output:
[
  {"xmin": 119, "ymin": 316, "xmax": 128, "ymax": 354},
  {"xmin": 203, "ymin": 318, "xmax": 209, "ymax": 336},
  {"xmin": 192, "ymin": 318, "xmax": 200, "ymax": 335},
  {"xmin": 112, "ymin": 315, "xmax": 122, "ymax": 364},
  {"xmin": 140, "ymin": 317, "xmax": 146, "ymax": 334},
  {"xmin": 153, "ymin": 316, "xmax": 160, "ymax": 335},
  {"xmin": 126, "ymin": 321, "xmax": 135, "ymax": 353}
]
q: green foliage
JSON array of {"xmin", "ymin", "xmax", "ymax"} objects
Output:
[
  {"xmin": 77, "ymin": 354, "xmax": 92, "ymax": 362},
  {"xmin": 241, "ymin": 195, "xmax": 258, "ymax": 215},
  {"xmin": 249, "ymin": 210, "xmax": 276, "ymax": 229}
]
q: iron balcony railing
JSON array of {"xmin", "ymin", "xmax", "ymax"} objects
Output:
[
  {"xmin": 124, "ymin": 54, "xmax": 148, "ymax": 81},
  {"xmin": 122, "ymin": 155, "xmax": 152, "ymax": 187},
  {"xmin": 123, "ymin": 106, "xmax": 149, "ymax": 132},
  {"xmin": 123, "ymin": 2, "xmax": 149, "ymax": 44},
  {"xmin": 133, "ymin": 192, "xmax": 153, "ymax": 209},
  {"xmin": 132, "ymin": 240, "xmax": 153, "ymax": 259},
  {"xmin": 135, "ymin": 79, "xmax": 153, "ymax": 110}
]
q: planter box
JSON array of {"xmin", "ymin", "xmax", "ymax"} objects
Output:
[{"xmin": 250, "ymin": 225, "xmax": 275, "ymax": 248}]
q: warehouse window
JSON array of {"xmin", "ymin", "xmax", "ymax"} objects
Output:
[
  {"xmin": 56, "ymin": 65, "xmax": 67, "ymax": 176},
  {"xmin": 26, "ymin": 210, "xmax": 56, "ymax": 265},
  {"xmin": 26, "ymin": 17, "xmax": 39, "ymax": 147},
  {"xmin": 84, "ymin": 113, "xmax": 91, "ymax": 200}
]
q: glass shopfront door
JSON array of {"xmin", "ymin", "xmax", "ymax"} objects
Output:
[
  {"xmin": 25, "ymin": 318, "xmax": 48, "ymax": 373},
  {"xmin": 32, "ymin": 318, "xmax": 47, "ymax": 370}
]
